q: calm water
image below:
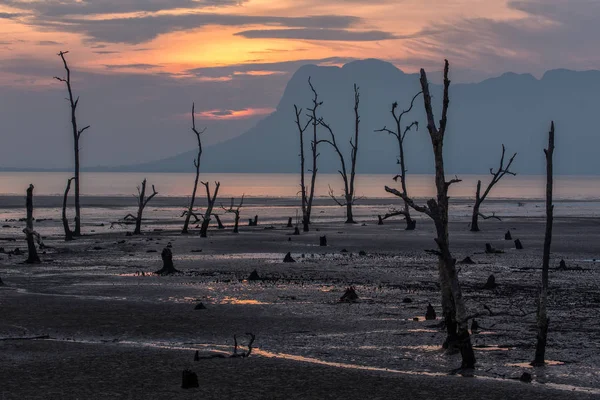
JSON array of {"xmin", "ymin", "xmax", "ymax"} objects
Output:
[{"xmin": 0, "ymin": 172, "xmax": 599, "ymax": 201}]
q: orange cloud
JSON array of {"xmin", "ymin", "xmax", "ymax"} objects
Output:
[{"xmin": 197, "ymin": 108, "xmax": 275, "ymax": 120}]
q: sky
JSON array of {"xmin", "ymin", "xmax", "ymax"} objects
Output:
[{"xmin": 1, "ymin": 0, "xmax": 599, "ymax": 168}]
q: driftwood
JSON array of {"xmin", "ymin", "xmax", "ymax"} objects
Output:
[
  {"xmin": 54, "ymin": 51, "xmax": 89, "ymax": 237},
  {"xmin": 195, "ymin": 333, "xmax": 256, "ymax": 360},
  {"xmin": 61, "ymin": 177, "xmax": 75, "ymax": 241},
  {"xmin": 133, "ymin": 179, "xmax": 158, "ymax": 235},
  {"xmin": 182, "ymin": 103, "xmax": 206, "ymax": 234},
  {"xmin": 376, "ymin": 92, "xmax": 421, "ymax": 230},
  {"xmin": 471, "ymin": 145, "xmax": 517, "ymax": 232},
  {"xmin": 533, "ymin": 122, "xmax": 555, "ymax": 366},
  {"xmin": 24, "ymin": 184, "xmax": 40, "ymax": 264},
  {"xmin": 316, "ymin": 84, "xmax": 361, "ymax": 223}
]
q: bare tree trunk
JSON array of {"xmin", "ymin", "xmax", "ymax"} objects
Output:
[
  {"xmin": 306, "ymin": 77, "xmax": 322, "ymax": 230},
  {"xmin": 62, "ymin": 177, "xmax": 75, "ymax": 241},
  {"xmin": 377, "ymin": 95, "xmax": 420, "ymax": 230},
  {"xmin": 386, "ymin": 60, "xmax": 475, "ymax": 370},
  {"xmin": 213, "ymin": 214, "xmax": 224, "ymax": 229},
  {"xmin": 294, "ymin": 105, "xmax": 311, "ymax": 232},
  {"xmin": 222, "ymin": 195, "xmax": 244, "ymax": 234},
  {"xmin": 318, "ymin": 84, "xmax": 361, "ymax": 223},
  {"xmin": 200, "ymin": 182, "xmax": 220, "ymax": 238},
  {"xmin": 532, "ymin": 122, "xmax": 555, "ymax": 366},
  {"xmin": 55, "ymin": 51, "xmax": 90, "ymax": 237},
  {"xmin": 470, "ymin": 145, "xmax": 517, "ymax": 232},
  {"xmin": 133, "ymin": 179, "xmax": 158, "ymax": 235},
  {"xmin": 183, "ymin": 103, "xmax": 205, "ymax": 234},
  {"xmin": 25, "ymin": 184, "xmax": 40, "ymax": 264}
]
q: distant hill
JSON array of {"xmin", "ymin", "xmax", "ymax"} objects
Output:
[{"xmin": 111, "ymin": 59, "xmax": 600, "ymax": 175}]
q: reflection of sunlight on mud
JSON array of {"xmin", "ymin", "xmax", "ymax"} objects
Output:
[
  {"xmin": 408, "ymin": 329, "xmax": 438, "ymax": 333},
  {"xmin": 398, "ymin": 345, "xmax": 441, "ymax": 352},
  {"xmin": 221, "ymin": 296, "xmax": 269, "ymax": 305},
  {"xmin": 474, "ymin": 345, "xmax": 511, "ymax": 351},
  {"xmin": 507, "ymin": 360, "xmax": 565, "ymax": 368}
]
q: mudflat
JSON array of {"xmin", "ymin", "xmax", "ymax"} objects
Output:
[{"xmin": 1, "ymin": 197, "xmax": 599, "ymax": 399}]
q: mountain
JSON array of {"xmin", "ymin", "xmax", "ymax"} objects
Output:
[{"xmin": 116, "ymin": 60, "xmax": 600, "ymax": 175}]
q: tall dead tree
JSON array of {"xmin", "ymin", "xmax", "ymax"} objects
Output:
[
  {"xmin": 133, "ymin": 179, "xmax": 158, "ymax": 235},
  {"xmin": 294, "ymin": 104, "xmax": 312, "ymax": 232},
  {"xmin": 318, "ymin": 84, "xmax": 361, "ymax": 224},
  {"xmin": 182, "ymin": 103, "xmax": 206, "ymax": 234},
  {"xmin": 532, "ymin": 122, "xmax": 555, "ymax": 366},
  {"xmin": 24, "ymin": 184, "xmax": 41, "ymax": 264},
  {"xmin": 470, "ymin": 145, "xmax": 517, "ymax": 232},
  {"xmin": 200, "ymin": 181, "xmax": 220, "ymax": 238},
  {"xmin": 221, "ymin": 195, "xmax": 244, "ymax": 233},
  {"xmin": 305, "ymin": 78, "xmax": 323, "ymax": 230},
  {"xmin": 61, "ymin": 177, "xmax": 75, "ymax": 241},
  {"xmin": 377, "ymin": 92, "xmax": 421, "ymax": 230},
  {"xmin": 54, "ymin": 51, "xmax": 89, "ymax": 237},
  {"xmin": 385, "ymin": 60, "xmax": 475, "ymax": 370}
]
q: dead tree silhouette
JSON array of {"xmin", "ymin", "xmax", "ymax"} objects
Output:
[
  {"xmin": 61, "ymin": 177, "xmax": 75, "ymax": 241},
  {"xmin": 385, "ymin": 60, "xmax": 475, "ymax": 371},
  {"xmin": 221, "ymin": 195, "xmax": 245, "ymax": 233},
  {"xmin": 54, "ymin": 51, "xmax": 89, "ymax": 237},
  {"xmin": 470, "ymin": 145, "xmax": 517, "ymax": 232},
  {"xmin": 317, "ymin": 84, "xmax": 361, "ymax": 224},
  {"xmin": 133, "ymin": 179, "xmax": 158, "ymax": 235},
  {"xmin": 532, "ymin": 122, "xmax": 555, "ymax": 366},
  {"xmin": 182, "ymin": 103, "xmax": 206, "ymax": 234},
  {"xmin": 294, "ymin": 103, "xmax": 312, "ymax": 232},
  {"xmin": 199, "ymin": 181, "xmax": 220, "ymax": 238},
  {"xmin": 377, "ymin": 91, "xmax": 421, "ymax": 230},
  {"xmin": 24, "ymin": 184, "xmax": 40, "ymax": 264}
]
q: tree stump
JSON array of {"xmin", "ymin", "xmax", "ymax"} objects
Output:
[
  {"xmin": 377, "ymin": 215, "xmax": 384, "ymax": 225},
  {"xmin": 471, "ymin": 319, "xmax": 479, "ymax": 332},
  {"xmin": 247, "ymin": 270, "xmax": 260, "ymax": 281},
  {"xmin": 340, "ymin": 287, "xmax": 358, "ymax": 302},
  {"xmin": 293, "ymin": 227, "xmax": 300, "ymax": 235},
  {"xmin": 181, "ymin": 370, "xmax": 199, "ymax": 389},
  {"xmin": 505, "ymin": 230, "xmax": 512, "ymax": 240},
  {"xmin": 248, "ymin": 215, "xmax": 258, "ymax": 226},
  {"xmin": 483, "ymin": 274, "xmax": 497, "ymax": 290},
  {"xmin": 406, "ymin": 219, "xmax": 417, "ymax": 230},
  {"xmin": 193, "ymin": 351, "xmax": 200, "ymax": 361},
  {"xmin": 283, "ymin": 252, "xmax": 295, "ymax": 263},
  {"xmin": 485, "ymin": 243, "xmax": 503, "ymax": 254},
  {"xmin": 425, "ymin": 303, "xmax": 437, "ymax": 320},
  {"xmin": 558, "ymin": 259, "xmax": 567, "ymax": 270},
  {"xmin": 0, "ymin": 275, "xmax": 4, "ymax": 286},
  {"xmin": 520, "ymin": 372, "xmax": 532, "ymax": 383},
  {"xmin": 287, "ymin": 217, "xmax": 293, "ymax": 228},
  {"xmin": 24, "ymin": 184, "xmax": 41, "ymax": 264},
  {"xmin": 515, "ymin": 239, "xmax": 524, "ymax": 250},
  {"xmin": 154, "ymin": 247, "xmax": 180, "ymax": 275},
  {"xmin": 319, "ymin": 236, "xmax": 327, "ymax": 246},
  {"xmin": 194, "ymin": 302, "xmax": 206, "ymax": 310}
]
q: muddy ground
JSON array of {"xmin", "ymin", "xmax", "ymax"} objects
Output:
[{"xmin": 1, "ymin": 197, "xmax": 599, "ymax": 399}]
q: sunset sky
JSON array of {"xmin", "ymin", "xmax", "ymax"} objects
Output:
[{"xmin": 1, "ymin": 0, "xmax": 598, "ymax": 168}]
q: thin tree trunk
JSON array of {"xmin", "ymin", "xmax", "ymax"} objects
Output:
[
  {"xmin": 471, "ymin": 181, "xmax": 482, "ymax": 232},
  {"xmin": 200, "ymin": 182, "xmax": 220, "ymax": 238},
  {"xmin": 306, "ymin": 77, "xmax": 321, "ymax": 228},
  {"xmin": 62, "ymin": 178, "xmax": 74, "ymax": 241},
  {"xmin": 183, "ymin": 103, "xmax": 204, "ymax": 234},
  {"xmin": 133, "ymin": 179, "xmax": 157, "ymax": 235},
  {"xmin": 533, "ymin": 121, "xmax": 555, "ymax": 366},
  {"xmin": 25, "ymin": 184, "xmax": 40, "ymax": 264}
]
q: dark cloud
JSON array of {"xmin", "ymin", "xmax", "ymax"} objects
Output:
[
  {"xmin": 36, "ymin": 40, "xmax": 62, "ymax": 46},
  {"xmin": 29, "ymin": 13, "xmax": 361, "ymax": 44},
  {"xmin": 1, "ymin": 0, "xmax": 248, "ymax": 17},
  {"xmin": 234, "ymin": 28, "xmax": 397, "ymax": 41},
  {"xmin": 187, "ymin": 57, "xmax": 355, "ymax": 79},
  {"xmin": 104, "ymin": 63, "xmax": 160, "ymax": 70},
  {"xmin": 0, "ymin": 12, "xmax": 25, "ymax": 19}
]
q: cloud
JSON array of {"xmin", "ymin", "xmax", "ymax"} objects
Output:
[
  {"xmin": 234, "ymin": 28, "xmax": 397, "ymax": 42},
  {"xmin": 0, "ymin": 12, "xmax": 25, "ymax": 19},
  {"xmin": 36, "ymin": 40, "xmax": 62, "ymax": 46},
  {"xmin": 104, "ymin": 63, "xmax": 160, "ymax": 70},
  {"xmin": 401, "ymin": 0, "xmax": 600, "ymax": 74},
  {"xmin": 40, "ymin": 13, "xmax": 359, "ymax": 44},
  {"xmin": 1, "ymin": 0, "xmax": 248, "ymax": 17},
  {"xmin": 196, "ymin": 107, "xmax": 275, "ymax": 120}
]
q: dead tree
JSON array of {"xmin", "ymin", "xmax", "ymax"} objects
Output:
[
  {"xmin": 155, "ymin": 247, "xmax": 180, "ymax": 275},
  {"xmin": 199, "ymin": 181, "xmax": 220, "ymax": 238},
  {"xmin": 61, "ymin": 177, "xmax": 75, "ymax": 241},
  {"xmin": 54, "ymin": 51, "xmax": 89, "ymax": 237},
  {"xmin": 133, "ymin": 179, "xmax": 158, "ymax": 235},
  {"xmin": 377, "ymin": 92, "xmax": 421, "ymax": 230},
  {"xmin": 532, "ymin": 122, "xmax": 555, "ymax": 366},
  {"xmin": 221, "ymin": 195, "xmax": 244, "ymax": 233},
  {"xmin": 24, "ymin": 184, "xmax": 40, "ymax": 264},
  {"xmin": 294, "ymin": 104, "xmax": 312, "ymax": 232},
  {"xmin": 182, "ymin": 103, "xmax": 206, "ymax": 234},
  {"xmin": 385, "ymin": 60, "xmax": 475, "ymax": 370},
  {"xmin": 470, "ymin": 145, "xmax": 517, "ymax": 231},
  {"xmin": 317, "ymin": 84, "xmax": 361, "ymax": 224}
]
